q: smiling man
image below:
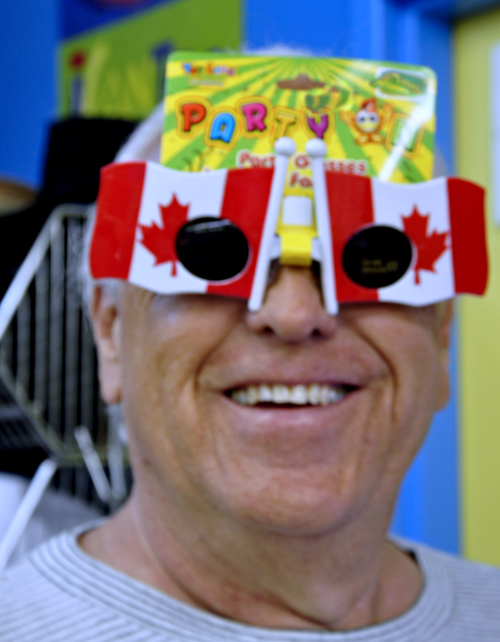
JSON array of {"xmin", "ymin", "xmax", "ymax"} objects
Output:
[
  {"xmin": 84, "ymin": 269, "xmax": 448, "ymax": 630},
  {"xmin": 1, "ymin": 54, "xmax": 500, "ymax": 640}
]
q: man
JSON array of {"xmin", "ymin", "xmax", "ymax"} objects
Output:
[{"xmin": 1, "ymin": 59, "xmax": 499, "ymax": 640}]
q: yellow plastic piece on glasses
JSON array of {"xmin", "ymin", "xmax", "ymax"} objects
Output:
[
  {"xmin": 278, "ymin": 195, "xmax": 317, "ymax": 267},
  {"xmin": 279, "ymin": 226, "xmax": 316, "ymax": 266}
]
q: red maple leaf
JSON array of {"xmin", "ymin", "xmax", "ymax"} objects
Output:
[
  {"xmin": 402, "ymin": 206, "xmax": 448, "ymax": 285},
  {"xmin": 139, "ymin": 195, "xmax": 189, "ymax": 276}
]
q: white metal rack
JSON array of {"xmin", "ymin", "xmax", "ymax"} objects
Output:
[{"xmin": 0, "ymin": 205, "xmax": 128, "ymax": 571}]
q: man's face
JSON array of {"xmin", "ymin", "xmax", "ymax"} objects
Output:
[{"xmin": 94, "ymin": 266, "xmax": 451, "ymax": 536}]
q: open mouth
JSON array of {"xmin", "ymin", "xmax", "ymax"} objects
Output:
[{"xmin": 227, "ymin": 383, "xmax": 357, "ymax": 407}]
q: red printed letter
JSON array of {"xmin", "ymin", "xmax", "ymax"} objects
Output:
[{"xmin": 180, "ymin": 102, "xmax": 207, "ymax": 132}]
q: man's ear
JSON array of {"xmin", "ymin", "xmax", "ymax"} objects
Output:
[
  {"xmin": 91, "ymin": 285, "xmax": 122, "ymax": 404},
  {"xmin": 436, "ymin": 300, "xmax": 454, "ymax": 410}
]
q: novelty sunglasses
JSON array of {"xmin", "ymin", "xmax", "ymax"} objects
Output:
[{"xmin": 90, "ymin": 138, "xmax": 487, "ymax": 315}]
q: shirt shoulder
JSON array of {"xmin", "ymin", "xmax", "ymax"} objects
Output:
[
  {"xmin": 411, "ymin": 542, "xmax": 500, "ymax": 638},
  {"xmin": 0, "ymin": 554, "xmax": 77, "ymax": 640},
  {"xmin": 0, "ymin": 532, "xmax": 156, "ymax": 642}
]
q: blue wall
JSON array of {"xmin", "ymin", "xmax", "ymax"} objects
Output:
[{"xmin": 0, "ymin": 0, "xmax": 59, "ymax": 187}]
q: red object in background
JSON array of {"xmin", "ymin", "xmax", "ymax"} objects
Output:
[{"xmin": 69, "ymin": 51, "xmax": 86, "ymax": 70}]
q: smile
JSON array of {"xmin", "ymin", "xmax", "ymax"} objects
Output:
[{"xmin": 228, "ymin": 384, "xmax": 353, "ymax": 407}]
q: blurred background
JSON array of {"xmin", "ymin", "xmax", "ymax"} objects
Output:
[{"xmin": 0, "ymin": 0, "xmax": 499, "ymax": 567}]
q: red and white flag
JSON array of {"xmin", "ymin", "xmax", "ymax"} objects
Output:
[
  {"xmin": 324, "ymin": 172, "xmax": 488, "ymax": 305},
  {"xmin": 90, "ymin": 159, "xmax": 487, "ymax": 310},
  {"xmin": 90, "ymin": 161, "xmax": 275, "ymax": 300}
]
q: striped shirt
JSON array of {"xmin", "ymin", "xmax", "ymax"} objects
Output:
[{"xmin": 0, "ymin": 527, "xmax": 499, "ymax": 641}]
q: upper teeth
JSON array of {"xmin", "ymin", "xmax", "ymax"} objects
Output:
[{"xmin": 230, "ymin": 384, "xmax": 346, "ymax": 406}]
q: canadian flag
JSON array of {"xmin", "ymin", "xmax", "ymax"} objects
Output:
[
  {"xmin": 90, "ymin": 161, "xmax": 275, "ymax": 299},
  {"xmin": 91, "ymin": 159, "xmax": 488, "ymax": 311},
  {"xmin": 323, "ymin": 172, "xmax": 488, "ymax": 305}
]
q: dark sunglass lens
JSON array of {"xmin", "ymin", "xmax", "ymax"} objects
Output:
[
  {"xmin": 176, "ymin": 217, "xmax": 249, "ymax": 281},
  {"xmin": 342, "ymin": 225, "xmax": 413, "ymax": 288}
]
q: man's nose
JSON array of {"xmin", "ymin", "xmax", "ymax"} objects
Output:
[{"xmin": 245, "ymin": 265, "xmax": 339, "ymax": 342}]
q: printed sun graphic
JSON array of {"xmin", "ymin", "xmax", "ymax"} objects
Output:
[
  {"xmin": 139, "ymin": 195, "xmax": 189, "ymax": 276},
  {"xmin": 402, "ymin": 206, "xmax": 448, "ymax": 284}
]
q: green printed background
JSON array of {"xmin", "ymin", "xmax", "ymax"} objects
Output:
[{"xmin": 59, "ymin": 0, "xmax": 241, "ymax": 119}]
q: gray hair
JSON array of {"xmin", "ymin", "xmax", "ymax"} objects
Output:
[
  {"xmin": 80, "ymin": 106, "xmax": 165, "ymax": 440},
  {"xmin": 81, "ymin": 103, "xmax": 164, "ymax": 309}
]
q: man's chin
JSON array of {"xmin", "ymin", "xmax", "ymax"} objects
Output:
[{"xmin": 207, "ymin": 469, "xmax": 369, "ymax": 539}]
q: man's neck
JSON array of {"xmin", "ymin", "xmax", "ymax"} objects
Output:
[{"xmin": 79, "ymin": 494, "xmax": 422, "ymax": 631}]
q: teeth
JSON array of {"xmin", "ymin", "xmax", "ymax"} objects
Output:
[
  {"xmin": 258, "ymin": 384, "xmax": 273, "ymax": 402},
  {"xmin": 230, "ymin": 383, "xmax": 348, "ymax": 406},
  {"xmin": 328, "ymin": 387, "xmax": 344, "ymax": 403},
  {"xmin": 320, "ymin": 385, "xmax": 330, "ymax": 406},
  {"xmin": 308, "ymin": 383, "xmax": 320, "ymax": 405},
  {"xmin": 289, "ymin": 384, "xmax": 308, "ymax": 404},
  {"xmin": 273, "ymin": 384, "xmax": 289, "ymax": 403},
  {"xmin": 232, "ymin": 389, "xmax": 248, "ymax": 405},
  {"xmin": 247, "ymin": 385, "xmax": 259, "ymax": 405}
]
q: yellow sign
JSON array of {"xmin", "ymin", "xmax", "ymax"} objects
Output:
[{"xmin": 162, "ymin": 52, "xmax": 437, "ymax": 191}]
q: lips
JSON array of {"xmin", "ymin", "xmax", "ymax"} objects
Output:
[
  {"xmin": 205, "ymin": 342, "xmax": 374, "ymax": 415},
  {"xmin": 227, "ymin": 383, "xmax": 356, "ymax": 407}
]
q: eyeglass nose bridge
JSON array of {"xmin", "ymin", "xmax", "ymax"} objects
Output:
[
  {"xmin": 278, "ymin": 196, "xmax": 317, "ymax": 268},
  {"xmin": 270, "ymin": 193, "xmax": 333, "ymax": 314},
  {"xmin": 247, "ymin": 136, "xmax": 338, "ymax": 316}
]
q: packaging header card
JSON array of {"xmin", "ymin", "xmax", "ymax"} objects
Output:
[{"xmin": 161, "ymin": 51, "xmax": 437, "ymax": 200}]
